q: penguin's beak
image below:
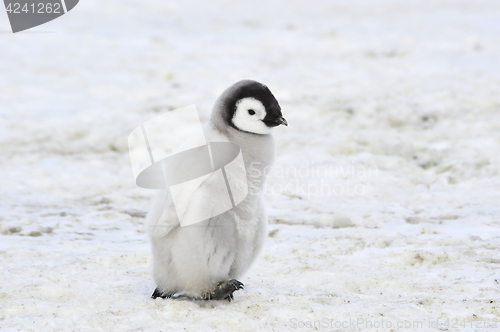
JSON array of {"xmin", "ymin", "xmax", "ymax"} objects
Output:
[
  {"xmin": 279, "ymin": 117, "xmax": 288, "ymax": 126},
  {"xmin": 263, "ymin": 115, "xmax": 288, "ymax": 127},
  {"xmin": 262, "ymin": 116, "xmax": 288, "ymax": 128}
]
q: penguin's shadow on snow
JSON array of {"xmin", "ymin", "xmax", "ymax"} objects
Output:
[{"xmin": 160, "ymin": 295, "xmax": 242, "ymax": 308}]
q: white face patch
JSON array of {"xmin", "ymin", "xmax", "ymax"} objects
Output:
[{"xmin": 232, "ymin": 97, "xmax": 272, "ymax": 134}]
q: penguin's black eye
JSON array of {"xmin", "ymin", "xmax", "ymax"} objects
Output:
[{"xmin": 248, "ymin": 109, "xmax": 256, "ymax": 115}]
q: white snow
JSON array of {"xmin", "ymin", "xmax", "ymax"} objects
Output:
[{"xmin": 1, "ymin": 0, "xmax": 499, "ymax": 331}]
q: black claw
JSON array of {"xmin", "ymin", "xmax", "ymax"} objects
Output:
[
  {"xmin": 151, "ymin": 287, "xmax": 173, "ymax": 299},
  {"xmin": 203, "ymin": 279, "xmax": 244, "ymax": 301}
]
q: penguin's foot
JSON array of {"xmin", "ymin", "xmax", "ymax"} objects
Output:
[
  {"xmin": 151, "ymin": 287, "xmax": 175, "ymax": 299},
  {"xmin": 202, "ymin": 279, "xmax": 244, "ymax": 302}
]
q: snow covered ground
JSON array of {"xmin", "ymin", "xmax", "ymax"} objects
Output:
[{"xmin": 1, "ymin": 0, "xmax": 499, "ymax": 330}]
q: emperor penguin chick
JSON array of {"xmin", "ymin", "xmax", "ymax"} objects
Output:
[{"xmin": 147, "ymin": 80, "xmax": 287, "ymax": 301}]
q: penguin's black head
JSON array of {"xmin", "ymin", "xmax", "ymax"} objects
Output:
[{"xmin": 223, "ymin": 80, "xmax": 287, "ymax": 135}]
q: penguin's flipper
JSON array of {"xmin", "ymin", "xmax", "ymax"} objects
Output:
[
  {"xmin": 202, "ymin": 279, "xmax": 244, "ymax": 301},
  {"xmin": 151, "ymin": 287, "xmax": 174, "ymax": 299}
]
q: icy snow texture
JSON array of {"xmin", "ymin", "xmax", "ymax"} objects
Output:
[{"xmin": 0, "ymin": 0, "xmax": 499, "ymax": 331}]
